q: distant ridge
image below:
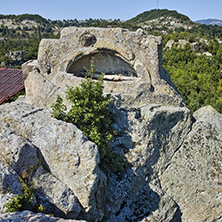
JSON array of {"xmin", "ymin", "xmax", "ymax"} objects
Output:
[{"xmin": 195, "ymin": 19, "xmax": 222, "ymax": 26}]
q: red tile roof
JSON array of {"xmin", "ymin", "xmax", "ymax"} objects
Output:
[{"xmin": 0, "ymin": 68, "xmax": 25, "ymax": 104}]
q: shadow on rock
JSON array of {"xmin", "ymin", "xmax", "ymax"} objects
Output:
[{"xmin": 102, "ymin": 100, "xmax": 183, "ymax": 221}]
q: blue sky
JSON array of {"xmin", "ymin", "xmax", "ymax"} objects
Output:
[{"xmin": 0, "ymin": 0, "xmax": 222, "ymax": 21}]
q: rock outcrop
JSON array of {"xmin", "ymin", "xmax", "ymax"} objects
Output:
[
  {"xmin": 0, "ymin": 211, "xmax": 86, "ymax": 222},
  {"xmin": 24, "ymin": 27, "xmax": 184, "ymax": 108},
  {"xmin": 0, "ymin": 27, "xmax": 221, "ymax": 221},
  {"xmin": 6, "ymin": 51, "xmax": 24, "ymax": 66},
  {"xmin": 160, "ymin": 106, "xmax": 222, "ymax": 221},
  {"xmin": 0, "ymin": 101, "xmax": 106, "ymax": 221}
]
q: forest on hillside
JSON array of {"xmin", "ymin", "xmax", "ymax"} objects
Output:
[{"xmin": 0, "ymin": 12, "xmax": 222, "ymax": 114}]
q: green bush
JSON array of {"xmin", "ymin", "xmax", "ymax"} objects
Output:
[
  {"xmin": 4, "ymin": 178, "xmax": 44, "ymax": 213},
  {"xmin": 51, "ymin": 62, "xmax": 127, "ymax": 173}
]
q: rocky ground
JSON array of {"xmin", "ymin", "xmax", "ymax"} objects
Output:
[{"xmin": 0, "ymin": 99, "xmax": 221, "ymax": 221}]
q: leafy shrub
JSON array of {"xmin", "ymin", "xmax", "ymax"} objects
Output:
[
  {"xmin": 51, "ymin": 62, "xmax": 127, "ymax": 173},
  {"xmin": 4, "ymin": 178, "xmax": 44, "ymax": 213}
]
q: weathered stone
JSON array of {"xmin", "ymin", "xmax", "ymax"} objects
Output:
[
  {"xmin": 32, "ymin": 166, "xmax": 81, "ymax": 219},
  {"xmin": 104, "ymin": 102, "xmax": 193, "ymax": 221},
  {"xmin": 110, "ymin": 102, "xmax": 193, "ymax": 176},
  {"xmin": 0, "ymin": 123, "xmax": 82, "ymax": 218},
  {"xmin": 0, "ymin": 101, "xmax": 106, "ymax": 221},
  {"xmin": 191, "ymin": 42, "xmax": 200, "ymax": 52},
  {"xmin": 0, "ymin": 210, "xmax": 87, "ymax": 222},
  {"xmin": 22, "ymin": 59, "xmax": 39, "ymax": 80},
  {"xmin": 0, "ymin": 161, "xmax": 22, "ymax": 195},
  {"xmin": 160, "ymin": 106, "xmax": 222, "ymax": 222},
  {"xmin": 0, "ymin": 160, "xmax": 23, "ymax": 213},
  {"xmin": 0, "ymin": 133, "xmax": 40, "ymax": 178},
  {"xmin": 24, "ymin": 27, "xmax": 184, "ymax": 108},
  {"xmin": 165, "ymin": 39, "xmax": 175, "ymax": 49}
]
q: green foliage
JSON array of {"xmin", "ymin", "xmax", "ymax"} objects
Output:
[
  {"xmin": 37, "ymin": 204, "xmax": 45, "ymax": 213},
  {"xmin": 126, "ymin": 9, "xmax": 192, "ymax": 24},
  {"xmin": 162, "ymin": 42, "xmax": 222, "ymax": 113},
  {"xmin": 4, "ymin": 178, "xmax": 44, "ymax": 213},
  {"xmin": 51, "ymin": 62, "xmax": 127, "ymax": 173}
]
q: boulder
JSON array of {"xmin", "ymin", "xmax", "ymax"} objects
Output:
[
  {"xmin": 165, "ymin": 39, "xmax": 175, "ymax": 49},
  {"xmin": 0, "ymin": 160, "xmax": 23, "ymax": 213},
  {"xmin": 160, "ymin": 106, "xmax": 222, "ymax": 221},
  {"xmin": 0, "ymin": 101, "xmax": 106, "ymax": 221},
  {"xmin": 32, "ymin": 166, "xmax": 81, "ymax": 218},
  {"xmin": 0, "ymin": 210, "xmax": 86, "ymax": 222},
  {"xmin": 191, "ymin": 42, "xmax": 200, "ymax": 52},
  {"xmin": 23, "ymin": 27, "xmax": 184, "ymax": 108},
  {"xmin": 105, "ymin": 102, "xmax": 193, "ymax": 221}
]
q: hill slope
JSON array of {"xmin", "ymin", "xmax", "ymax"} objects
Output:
[
  {"xmin": 195, "ymin": 19, "xmax": 222, "ymax": 26},
  {"xmin": 125, "ymin": 9, "xmax": 195, "ymax": 30},
  {"xmin": 127, "ymin": 9, "xmax": 192, "ymax": 23}
]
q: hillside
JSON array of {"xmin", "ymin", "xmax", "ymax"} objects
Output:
[
  {"xmin": 195, "ymin": 18, "xmax": 222, "ymax": 26},
  {"xmin": 125, "ymin": 9, "xmax": 195, "ymax": 31}
]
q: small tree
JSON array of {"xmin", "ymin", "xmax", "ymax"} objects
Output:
[{"xmin": 51, "ymin": 62, "xmax": 127, "ymax": 172}]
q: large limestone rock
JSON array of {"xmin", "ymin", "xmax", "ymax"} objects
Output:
[
  {"xmin": 104, "ymin": 102, "xmax": 193, "ymax": 221},
  {"xmin": 0, "ymin": 99, "xmax": 221, "ymax": 221},
  {"xmin": 0, "ymin": 211, "xmax": 86, "ymax": 222},
  {"xmin": 0, "ymin": 101, "xmax": 106, "ymax": 221},
  {"xmin": 160, "ymin": 106, "xmax": 222, "ymax": 221},
  {"xmin": 0, "ymin": 160, "xmax": 23, "ymax": 213},
  {"xmin": 24, "ymin": 27, "xmax": 184, "ymax": 108},
  {"xmin": 2, "ymin": 27, "xmax": 221, "ymax": 221}
]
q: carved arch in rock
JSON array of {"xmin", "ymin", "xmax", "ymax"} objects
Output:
[{"xmin": 66, "ymin": 50, "xmax": 137, "ymax": 79}]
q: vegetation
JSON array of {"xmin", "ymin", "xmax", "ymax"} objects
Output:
[
  {"xmin": 126, "ymin": 9, "xmax": 192, "ymax": 24},
  {"xmin": 0, "ymin": 11, "xmax": 222, "ymax": 113},
  {"xmin": 51, "ymin": 62, "xmax": 127, "ymax": 173},
  {"xmin": 4, "ymin": 177, "xmax": 44, "ymax": 213},
  {"xmin": 162, "ymin": 41, "xmax": 222, "ymax": 113}
]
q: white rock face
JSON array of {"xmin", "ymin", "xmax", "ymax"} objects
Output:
[
  {"xmin": 24, "ymin": 27, "xmax": 184, "ymax": 108},
  {"xmin": 1, "ymin": 27, "xmax": 221, "ymax": 221},
  {"xmin": 0, "ymin": 101, "xmax": 106, "ymax": 221},
  {"xmin": 160, "ymin": 106, "xmax": 222, "ymax": 221},
  {"xmin": 0, "ymin": 100, "xmax": 221, "ymax": 221},
  {"xmin": 0, "ymin": 210, "xmax": 86, "ymax": 222}
]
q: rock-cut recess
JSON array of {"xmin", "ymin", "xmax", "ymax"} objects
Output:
[{"xmin": 23, "ymin": 27, "xmax": 184, "ymax": 108}]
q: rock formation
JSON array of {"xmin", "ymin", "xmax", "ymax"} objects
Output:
[
  {"xmin": 23, "ymin": 27, "xmax": 184, "ymax": 108},
  {"xmin": 0, "ymin": 211, "xmax": 86, "ymax": 222},
  {"xmin": 6, "ymin": 51, "xmax": 24, "ymax": 66},
  {"xmin": 0, "ymin": 27, "xmax": 221, "ymax": 221}
]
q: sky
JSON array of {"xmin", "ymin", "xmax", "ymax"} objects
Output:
[{"xmin": 0, "ymin": 0, "xmax": 222, "ymax": 22}]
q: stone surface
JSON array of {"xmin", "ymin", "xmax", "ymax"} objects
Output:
[
  {"xmin": 2, "ymin": 27, "xmax": 222, "ymax": 221},
  {"xmin": 0, "ymin": 123, "xmax": 81, "ymax": 218},
  {"xmin": 165, "ymin": 40, "xmax": 175, "ymax": 49},
  {"xmin": 0, "ymin": 211, "xmax": 86, "ymax": 222},
  {"xmin": 22, "ymin": 59, "xmax": 39, "ymax": 80},
  {"xmin": 160, "ymin": 106, "xmax": 222, "ymax": 222},
  {"xmin": 0, "ymin": 161, "xmax": 22, "ymax": 195},
  {"xmin": 24, "ymin": 27, "xmax": 184, "ymax": 108},
  {"xmin": 0, "ymin": 100, "xmax": 221, "ymax": 221},
  {"xmin": 6, "ymin": 51, "xmax": 24, "ymax": 66},
  {"xmin": 0, "ymin": 160, "xmax": 23, "ymax": 213},
  {"xmin": 32, "ymin": 166, "xmax": 81, "ymax": 218},
  {"xmin": 0, "ymin": 101, "xmax": 106, "ymax": 221},
  {"xmin": 104, "ymin": 102, "xmax": 193, "ymax": 221}
]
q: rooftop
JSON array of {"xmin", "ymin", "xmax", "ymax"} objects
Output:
[{"xmin": 0, "ymin": 68, "xmax": 24, "ymax": 104}]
